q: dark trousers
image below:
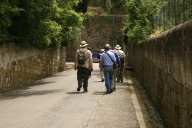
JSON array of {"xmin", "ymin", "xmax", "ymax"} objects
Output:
[{"xmin": 77, "ymin": 67, "xmax": 89, "ymax": 90}]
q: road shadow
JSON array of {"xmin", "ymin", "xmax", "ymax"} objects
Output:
[
  {"xmin": 116, "ymin": 82, "xmax": 129, "ymax": 86},
  {"xmin": 66, "ymin": 92, "xmax": 86, "ymax": 94},
  {"xmin": 0, "ymin": 89, "xmax": 64, "ymax": 100},
  {"xmin": 49, "ymin": 75, "xmax": 67, "ymax": 78},
  {"xmin": 31, "ymin": 81, "xmax": 56, "ymax": 86},
  {"xmin": 92, "ymin": 80, "xmax": 104, "ymax": 83},
  {"xmin": 92, "ymin": 91, "xmax": 106, "ymax": 95},
  {"xmin": 0, "ymin": 81, "xmax": 60, "ymax": 100}
]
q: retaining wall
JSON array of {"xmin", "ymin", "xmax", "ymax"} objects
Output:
[
  {"xmin": 128, "ymin": 20, "xmax": 192, "ymax": 127},
  {"xmin": 0, "ymin": 44, "xmax": 66, "ymax": 93}
]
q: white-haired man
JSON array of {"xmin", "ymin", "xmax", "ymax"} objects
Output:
[
  {"xmin": 100, "ymin": 44, "xmax": 116, "ymax": 93},
  {"xmin": 74, "ymin": 41, "xmax": 93, "ymax": 92}
]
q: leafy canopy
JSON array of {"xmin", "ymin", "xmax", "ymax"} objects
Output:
[
  {"xmin": 0, "ymin": 0, "xmax": 83, "ymax": 48},
  {"xmin": 123, "ymin": 0, "xmax": 163, "ymax": 45}
]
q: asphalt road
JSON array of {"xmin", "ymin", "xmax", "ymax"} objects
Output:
[{"xmin": 0, "ymin": 63, "xmax": 140, "ymax": 128}]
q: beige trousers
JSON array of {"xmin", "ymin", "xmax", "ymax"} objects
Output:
[
  {"xmin": 112, "ymin": 68, "xmax": 118, "ymax": 89},
  {"xmin": 100, "ymin": 69, "xmax": 104, "ymax": 80}
]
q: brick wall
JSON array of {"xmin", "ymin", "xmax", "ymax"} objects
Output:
[
  {"xmin": 0, "ymin": 44, "xmax": 66, "ymax": 93},
  {"xmin": 128, "ymin": 20, "xmax": 192, "ymax": 127}
]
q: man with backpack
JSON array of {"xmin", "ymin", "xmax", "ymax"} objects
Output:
[
  {"xmin": 115, "ymin": 45, "xmax": 126, "ymax": 83},
  {"xmin": 74, "ymin": 41, "xmax": 93, "ymax": 92}
]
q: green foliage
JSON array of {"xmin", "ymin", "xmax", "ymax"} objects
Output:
[
  {"xmin": 111, "ymin": 0, "xmax": 126, "ymax": 13},
  {"xmin": 32, "ymin": 20, "xmax": 62, "ymax": 48},
  {"xmin": 73, "ymin": 0, "xmax": 89, "ymax": 13},
  {"xmin": 103, "ymin": 16, "xmax": 113, "ymax": 23},
  {"xmin": 89, "ymin": 0, "xmax": 111, "ymax": 12},
  {"xmin": 0, "ymin": 0, "xmax": 20, "ymax": 44},
  {"xmin": 0, "ymin": 0, "xmax": 83, "ymax": 48},
  {"xmin": 89, "ymin": 0, "xmax": 126, "ymax": 13},
  {"xmin": 56, "ymin": 9, "xmax": 83, "ymax": 46},
  {"xmin": 123, "ymin": 0, "xmax": 162, "ymax": 45}
]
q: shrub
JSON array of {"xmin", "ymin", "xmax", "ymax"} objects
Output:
[{"xmin": 1, "ymin": 0, "xmax": 83, "ymax": 48}]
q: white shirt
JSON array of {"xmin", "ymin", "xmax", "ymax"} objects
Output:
[{"xmin": 115, "ymin": 49, "xmax": 126, "ymax": 57}]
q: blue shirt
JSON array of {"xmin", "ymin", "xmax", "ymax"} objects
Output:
[
  {"xmin": 110, "ymin": 49, "xmax": 121, "ymax": 66},
  {"xmin": 100, "ymin": 51, "xmax": 116, "ymax": 66}
]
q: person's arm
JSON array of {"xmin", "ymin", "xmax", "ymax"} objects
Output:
[
  {"xmin": 74, "ymin": 51, "xmax": 78, "ymax": 70},
  {"xmin": 100, "ymin": 61, "xmax": 104, "ymax": 70},
  {"xmin": 113, "ymin": 53, "xmax": 117, "ymax": 64},
  {"xmin": 122, "ymin": 51, "xmax": 126, "ymax": 66},
  {"xmin": 99, "ymin": 54, "xmax": 104, "ymax": 70},
  {"xmin": 89, "ymin": 58, "xmax": 93, "ymax": 71},
  {"xmin": 89, "ymin": 52, "xmax": 93, "ymax": 71}
]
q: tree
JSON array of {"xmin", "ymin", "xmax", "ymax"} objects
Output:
[
  {"xmin": 123, "ymin": 0, "xmax": 162, "ymax": 44},
  {"xmin": 0, "ymin": 0, "xmax": 20, "ymax": 44},
  {"xmin": 73, "ymin": 0, "xmax": 89, "ymax": 13},
  {"xmin": 0, "ymin": 0, "xmax": 83, "ymax": 48}
]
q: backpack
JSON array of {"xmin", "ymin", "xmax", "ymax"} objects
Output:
[
  {"xmin": 111, "ymin": 50, "xmax": 121, "ymax": 66},
  {"xmin": 77, "ymin": 50, "xmax": 87, "ymax": 65},
  {"xmin": 119, "ymin": 56, "xmax": 124, "ymax": 64}
]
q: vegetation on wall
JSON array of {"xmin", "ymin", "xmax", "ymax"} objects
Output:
[
  {"xmin": 0, "ymin": 0, "xmax": 83, "ymax": 48},
  {"xmin": 0, "ymin": 0, "xmax": 169, "ymax": 48},
  {"xmin": 89, "ymin": 0, "xmax": 126, "ymax": 13},
  {"xmin": 123, "ymin": 0, "xmax": 164, "ymax": 45},
  {"xmin": 73, "ymin": 0, "xmax": 89, "ymax": 13}
]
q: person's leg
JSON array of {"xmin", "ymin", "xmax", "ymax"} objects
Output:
[
  {"xmin": 116, "ymin": 68, "xmax": 120, "ymax": 82},
  {"xmin": 83, "ymin": 77, "xmax": 88, "ymax": 92},
  {"xmin": 81, "ymin": 68, "xmax": 89, "ymax": 92},
  {"xmin": 120, "ymin": 65, "xmax": 124, "ymax": 82},
  {"xmin": 112, "ymin": 68, "xmax": 117, "ymax": 90},
  {"xmin": 104, "ymin": 67, "xmax": 110, "ymax": 92},
  {"xmin": 77, "ymin": 76, "xmax": 82, "ymax": 91},
  {"xmin": 100, "ymin": 69, "xmax": 104, "ymax": 82},
  {"xmin": 109, "ymin": 67, "xmax": 114, "ymax": 91},
  {"xmin": 77, "ymin": 67, "xmax": 83, "ymax": 91}
]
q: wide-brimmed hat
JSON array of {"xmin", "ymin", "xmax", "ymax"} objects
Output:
[
  {"xmin": 80, "ymin": 41, "xmax": 88, "ymax": 48},
  {"xmin": 100, "ymin": 49, "xmax": 105, "ymax": 52},
  {"xmin": 115, "ymin": 45, "xmax": 121, "ymax": 50}
]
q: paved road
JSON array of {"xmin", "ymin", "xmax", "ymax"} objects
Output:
[{"xmin": 0, "ymin": 63, "xmax": 140, "ymax": 128}]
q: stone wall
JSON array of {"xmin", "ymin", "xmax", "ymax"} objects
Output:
[
  {"xmin": 128, "ymin": 20, "xmax": 192, "ymax": 127},
  {"xmin": 0, "ymin": 43, "xmax": 66, "ymax": 93},
  {"xmin": 66, "ymin": 15, "xmax": 125, "ymax": 62}
]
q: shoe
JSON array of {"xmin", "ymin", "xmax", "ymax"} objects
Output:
[
  {"xmin": 101, "ymin": 79, "xmax": 104, "ymax": 82},
  {"xmin": 77, "ymin": 87, "xmax": 81, "ymax": 92},
  {"xmin": 112, "ymin": 87, "xmax": 116, "ymax": 91},
  {"xmin": 84, "ymin": 90, "xmax": 88, "ymax": 92},
  {"xmin": 106, "ymin": 90, "xmax": 112, "ymax": 94}
]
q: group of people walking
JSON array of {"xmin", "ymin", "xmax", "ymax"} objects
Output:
[{"xmin": 74, "ymin": 41, "xmax": 126, "ymax": 93}]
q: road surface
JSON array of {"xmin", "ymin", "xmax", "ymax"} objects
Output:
[{"xmin": 0, "ymin": 63, "xmax": 140, "ymax": 128}]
